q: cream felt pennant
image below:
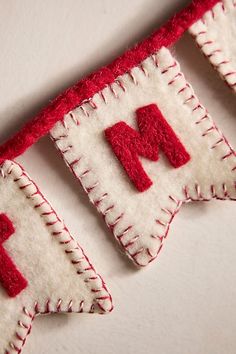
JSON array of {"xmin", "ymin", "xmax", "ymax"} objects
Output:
[
  {"xmin": 0, "ymin": 160, "xmax": 112, "ymax": 354},
  {"xmin": 189, "ymin": 0, "xmax": 236, "ymax": 92},
  {"xmin": 50, "ymin": 47, "xmax": 236, "ymax": 267}
]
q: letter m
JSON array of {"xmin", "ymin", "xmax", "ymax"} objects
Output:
[{"xmin": 105, "ymin": 104, "xmax": 190, "ymax": 192}]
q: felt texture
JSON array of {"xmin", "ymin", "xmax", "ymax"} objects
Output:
[
  {"xmin": 0, "ymin": 160, "xmax": 112, "ymax": 354},
  {"xmin": 105, "ymin": 104, "xmax": 190, "ymax": 192},
  {"xmin": 51, "ymin": 47, "xmax": 236, "ymax": 267},
  {"xmin": 189, "ymin": 0, "xmax": 236, "ymax": 93},
  {"xmin": 0, "ymin": 0, "xmax": 220, "ymax": 162},
  {"xmin": 0, "ymin": 213, "xmax": 28, "ymax": 298}
]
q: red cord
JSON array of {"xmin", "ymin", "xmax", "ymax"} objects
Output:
[{"xmin": 0, "ymin": 0, "xmax": 220, "ymax": 162}]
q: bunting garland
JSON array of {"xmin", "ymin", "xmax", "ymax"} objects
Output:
[{"xmin": 0, "ymin": 0, "xmax": 235, "ymax": 352}]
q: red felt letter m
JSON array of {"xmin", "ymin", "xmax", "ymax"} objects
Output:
[{"xmin": 105, "ymin": 104, "xmax": 190, "ymax": 192}]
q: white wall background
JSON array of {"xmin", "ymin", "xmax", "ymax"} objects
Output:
[{"xmin": 1, "ymin": 1, "xmax": 236, "ymax": 353}]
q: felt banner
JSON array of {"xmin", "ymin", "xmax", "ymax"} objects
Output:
[{"xmin": 1, "ymin": 1, "xmax": 233, "ymax": 352}]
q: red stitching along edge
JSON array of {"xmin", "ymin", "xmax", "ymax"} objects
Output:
[
  {"xmin": 105, "ymin": 104, "xmax": 190, "ymax": 192},
  {"xmin": 0, "ymin": 214, "xmax": 28, "ymax": 297},
  {"xmin": 51, "ymin": 50, "xmax": 236, "ymax": 267},
  {"xmin": 0, "ymin": 161, "xmax": 113, "ymax": 354},
  {"xmin": 5, "ymin": 307, "xmax": 34, "ymax": 354},
  {"xmin": 0, "ymin": 0, "xmax": 220, "ymax": 163}
]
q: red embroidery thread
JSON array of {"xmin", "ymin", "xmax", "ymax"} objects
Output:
[
  {"xmin": 105, "ymin": 104, "xmax": 190, "ymax": 192},
  {"xmin": 0, "ymin": 214, "xmax": 27, "ymax": 297}
]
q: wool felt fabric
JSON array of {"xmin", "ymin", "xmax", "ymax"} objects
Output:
[
  {"xmin": 189, "ymin": 0, "xmax": 236, "ymax": 93},
  {"xmin": 51, "ymin": 47, "xmax": 236, "ymax": 267},
  {"xmin": 0, "ymin": 0, "xmax": 220, "ymax": 163},
  {"xmin": 105, "ymin": 104, "xmax": 190, "ymax": 192},
  {"xmin": 0, "ymin": 160, "xmax": 112, "ymax": 354}
]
